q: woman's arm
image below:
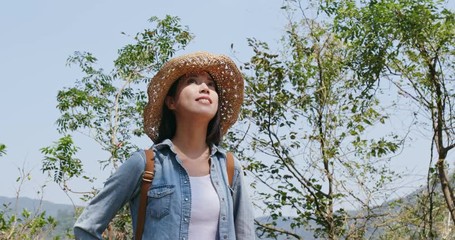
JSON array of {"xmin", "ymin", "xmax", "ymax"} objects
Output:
[
  {"xmin": 74, "ymin": 151, "xmax": 145, "ymax": 239},
  {"xmin": 232, "ymin": 158, "xmax": 255, "ymax": 240}
]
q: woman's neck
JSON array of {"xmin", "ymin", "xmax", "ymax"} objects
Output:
[{"xmin": 172, "ymin": 120, "xmax": 209, "ymax": 157}]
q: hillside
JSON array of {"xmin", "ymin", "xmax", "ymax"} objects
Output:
[
  {"xmin": 0, "ymin": 196, "xmax": 76, "ymax": 238},
  {"xmin": 0, "ymin": 196, "xmax": 76, "ymax": 217}
]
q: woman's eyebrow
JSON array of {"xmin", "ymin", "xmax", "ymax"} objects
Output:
[{"xmin": 184, "ymin": 74, "xmax": 197, "ymax": 79}]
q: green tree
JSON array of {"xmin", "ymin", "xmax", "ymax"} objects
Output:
[
  {"xmin": 41, "ymin": 15, "xmax": 193, "ymax": 239},
  {"xmin": 326, "ymin": 0, "xmax": 455, "ymax": 236},
  {"xmin": 226, "ymin": 2, "xmax": 401, "ymax": 239},
  {"xmin": 0, "ymin": 144, "xmax": 6, "ymax": 157},
  {"xmin": 41, "ymin": 135, "xmax": 82, "ymax": 192}
]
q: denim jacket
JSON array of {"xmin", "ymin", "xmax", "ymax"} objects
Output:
[{"xmin": 74, "ymin": 139, "xmax": 255, "ymax": 239}]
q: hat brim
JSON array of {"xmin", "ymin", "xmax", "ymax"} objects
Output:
[{"xmin": 143, "ymin": 51, "xmax": 244, "ymax": 143}]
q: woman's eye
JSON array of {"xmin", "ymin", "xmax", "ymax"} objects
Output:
[
  {"xmin": 207, "ymin": 82, "xmax": 216, "ymax": 88},
  {"xmin": 187, "ymin": 78, "xmax": 197, "ymax": 84}
]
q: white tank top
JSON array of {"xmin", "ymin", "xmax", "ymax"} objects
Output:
[{"xmin": 188, "ymin": 174, "xmax": 220, "ymax": 240}]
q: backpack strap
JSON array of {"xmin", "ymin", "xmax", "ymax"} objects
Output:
[
  {"xmin": 226, "ymin": 152, "xmax": 235, "ymax": 187},
  {"xmin": 135, "ymin": 149, "xmax": 155, "ymax": 240}
]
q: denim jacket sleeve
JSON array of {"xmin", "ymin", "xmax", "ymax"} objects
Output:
[
  {"xmin": 231, "ymin": 158, "xmax": 256, "ymax": 240},
  {"xmin": 73, "ymin": 151, "xmax": 145, "ymax": 239}
]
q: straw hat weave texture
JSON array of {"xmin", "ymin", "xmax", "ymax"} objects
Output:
[{"xmin": 143, "ymin": 51, "xmax": 244, "ymax": 142}]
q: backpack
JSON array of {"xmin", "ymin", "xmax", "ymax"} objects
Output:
[{"xmin": 135, "ymin": 149, "xmax": 235, "ymax": 240}]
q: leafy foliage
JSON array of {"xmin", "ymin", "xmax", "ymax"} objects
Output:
[
  {"xmin": 323, "ymin": 0, "xmax": 455, "ymax": 236},
  {"xmin": 0, "ymin": 144, "xmax": 6, "ymax": 157},
  {"xmin": 0, "ymin": 205, "xmax": 59, "ymax": 240},
  {"xmin": 226, "ymin": 3, "xmax": 402, "ymax": 238},
  {"xmin": 0, "ymin": 164, "xmax": 68, "ymax": 240},
  {"xmin": 41, "ymin": 135, "xmax": 82, "ymax": 185}
]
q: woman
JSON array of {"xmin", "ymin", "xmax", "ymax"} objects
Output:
[{"xmin": 74, "ymin": 52, "xmax": 255, "ymax": 239}]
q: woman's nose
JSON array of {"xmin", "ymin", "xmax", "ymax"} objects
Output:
[{"xmin": 199, "ymin": 83, "xmax": 210, "ymax": 94}]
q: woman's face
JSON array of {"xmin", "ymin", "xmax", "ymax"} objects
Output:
[{"xmin": 165, "ymin": 71, "xmax": 219, "ymax": 122}]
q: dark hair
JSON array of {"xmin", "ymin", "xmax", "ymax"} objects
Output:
[{"xmin": 156, "ymin": 75, "xmax": 222, "ymax": 145}]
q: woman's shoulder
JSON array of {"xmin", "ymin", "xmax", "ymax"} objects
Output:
[
  {"xmin": 213, "ymin": 146, "xmax": 243, "ymax": 170},
  {"xmin": 118, "ymin": 150, "xmax": 147, "ymax": 172},
  {"xmin": 129, "ymin": 149, "xmax": 147, "ymax": 162}
]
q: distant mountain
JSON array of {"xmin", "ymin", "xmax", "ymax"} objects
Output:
[{"xmin": 0, "ymin": 196, "xmax": 76, "ymax": 217}]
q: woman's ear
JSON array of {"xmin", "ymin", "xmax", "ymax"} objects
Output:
[{"xmin": 165, "ymin": 96, "xmax": 176, "ymax": 110}]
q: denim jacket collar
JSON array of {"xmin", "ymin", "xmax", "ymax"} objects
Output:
[{"xmin": 153, "ymin": 138, "xmax": 226, "ymax": 157}]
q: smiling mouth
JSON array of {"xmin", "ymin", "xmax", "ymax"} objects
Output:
[{"xmin": 196, "ymin": 97, "xmax": 212, "ymax": 104}]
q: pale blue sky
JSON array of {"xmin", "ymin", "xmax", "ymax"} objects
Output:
[{"xmin": 1, "ymin": 0, "xmax": 453, "ymax": 212}]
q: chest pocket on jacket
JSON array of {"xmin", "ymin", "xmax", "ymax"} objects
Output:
[{"xmin": 147, "ymin": 185, "xmax": 175, "ymax": 219}]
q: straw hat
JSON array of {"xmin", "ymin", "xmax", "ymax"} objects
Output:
[{"xmin": 143, "ymin": 51, "xmax": 244, "ymax": 142}]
